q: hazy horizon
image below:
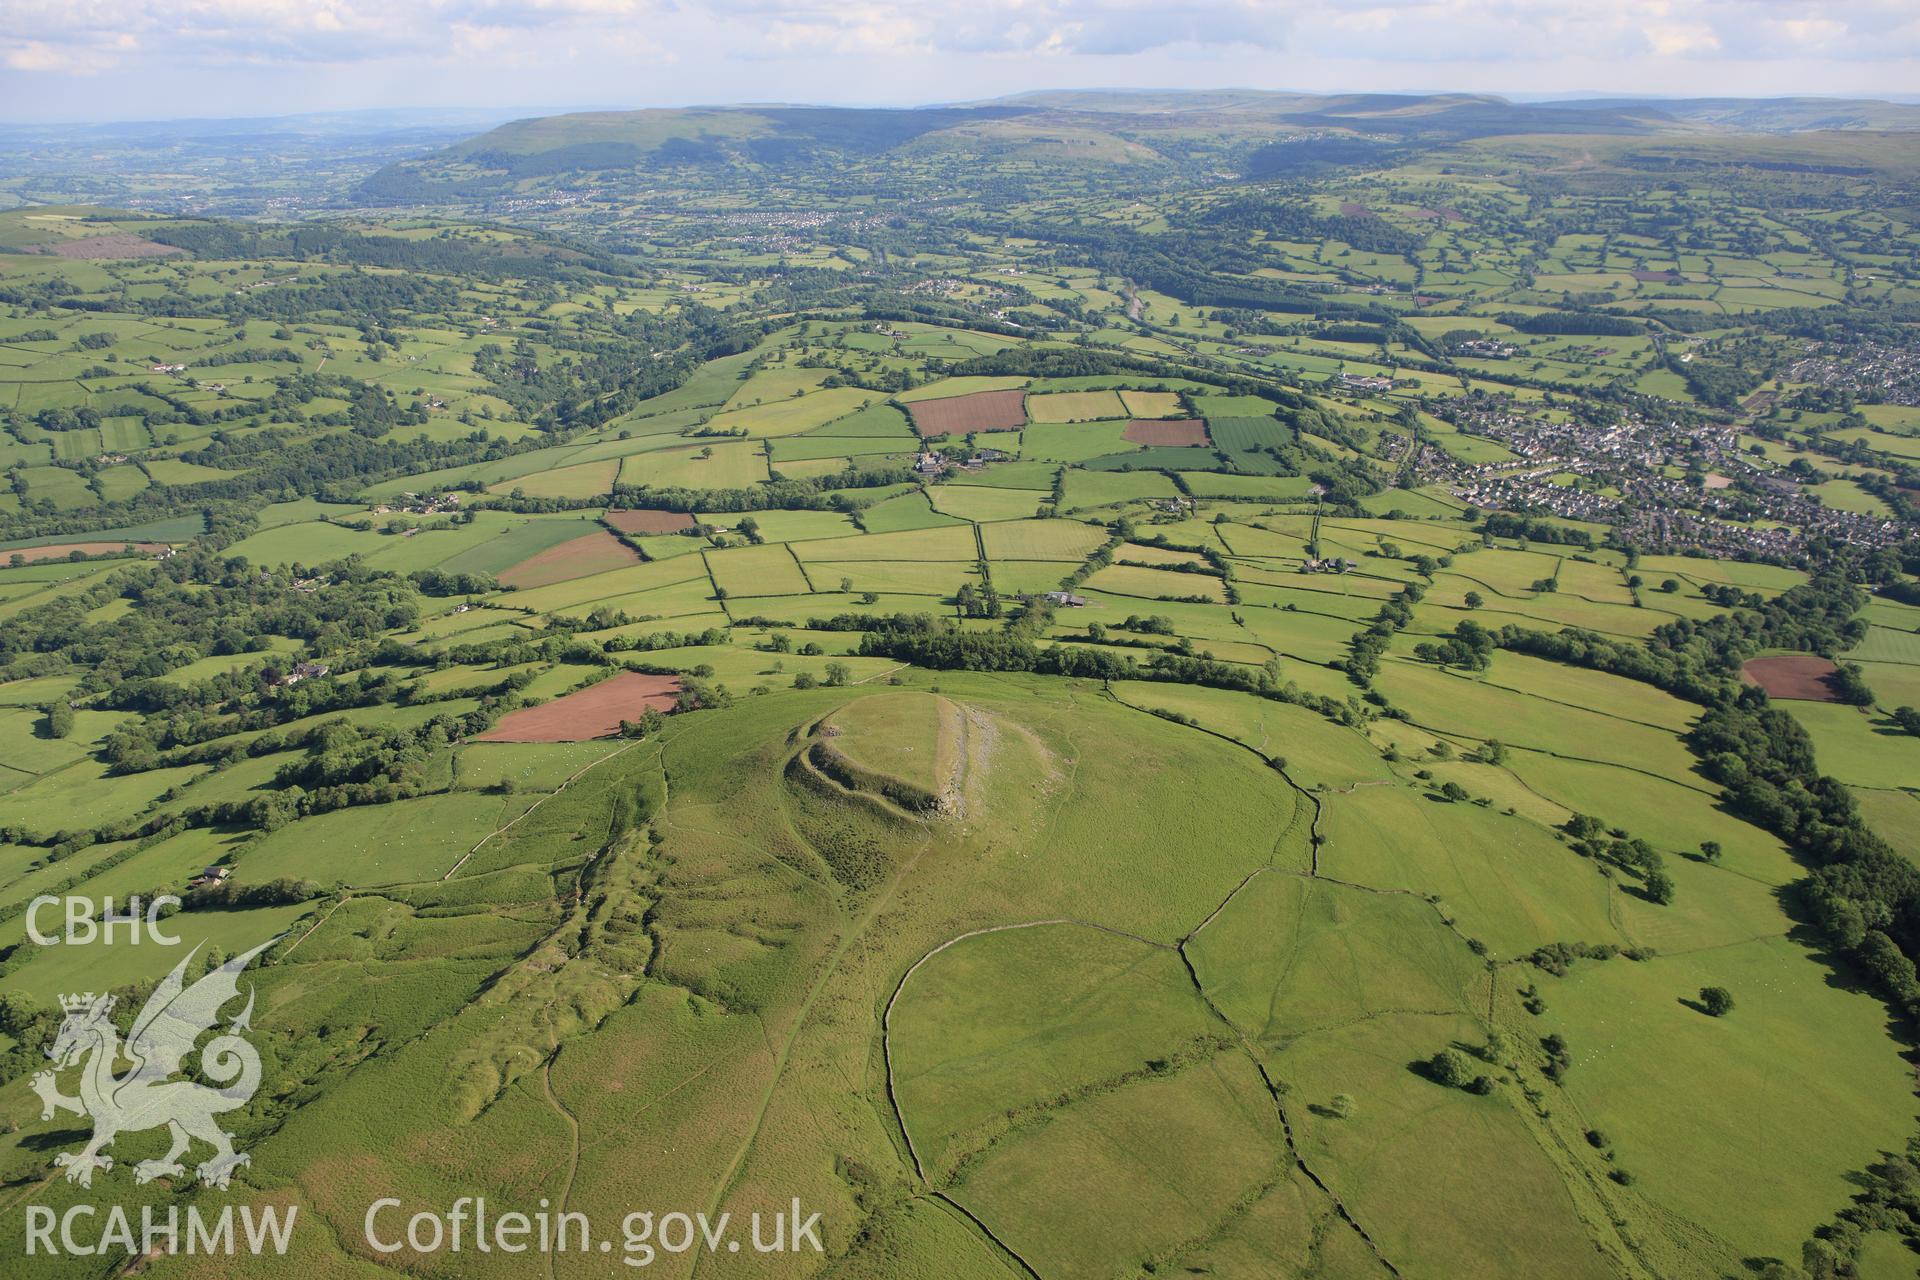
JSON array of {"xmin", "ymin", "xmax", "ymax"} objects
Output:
[
  {"xmin": 4, "ymin": 0, "xmax": 1918, "ymax": 124},
  {"xmin": 8, "ymin": 87, "xmax": 1920, "ymax": 132}
]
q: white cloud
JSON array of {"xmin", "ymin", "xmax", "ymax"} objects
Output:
[
  {"xmin": 4, "ymin": 0, "xmax": 1918, "ymax": 73},
  {"xmin": 0, "ymin": 0, "xmax": 660, "ymax": 74},
  {"xmin": 6, "ymin": 41, "xmax": 90, "ymax": 73},
  {"xmin": 1284, "ymin": 0, "xmax": 1920, "ymax": 65},
  {"xmin": 0, "ymin": 0, "xmax": 1916, "ymax": 120},
  {"xmin": 722, "ymin": 0, "xmax": 1291, "ymax": 57}
]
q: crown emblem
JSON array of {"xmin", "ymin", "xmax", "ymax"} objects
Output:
[{"xmin": 58, "ymin": 992, "xmax": 111, "ymax": 1014}]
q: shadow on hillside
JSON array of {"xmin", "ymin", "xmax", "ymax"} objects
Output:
[{"xmin": 17, "ymin": 1126, "xmax": 89, "ymax": 1153}]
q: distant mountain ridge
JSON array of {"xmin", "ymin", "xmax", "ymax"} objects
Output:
[
  {"xmin": 1535, "ymin": 96, "xmax": 1920, "ymax": 132},
  {"xmin": 356, "ymin": 90, "xmax": 1920, "ymax": 205}
]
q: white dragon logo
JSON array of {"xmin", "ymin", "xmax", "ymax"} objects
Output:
[{"xmin": 30, "ymin": 937, "xmax": 279, "ymax": 1190}]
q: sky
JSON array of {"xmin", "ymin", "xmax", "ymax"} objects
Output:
[{"xmin": 2, "ymin": 0, "xmax": 1919, "ymax": 123}]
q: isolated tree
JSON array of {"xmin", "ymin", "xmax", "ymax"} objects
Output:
[
  {"xmin": 823, "ymin": 662, "xmax": 851, "ymax": 688},
  {"xmin": 1463, "ymin": 591, "xmax": 1484, "ymax": 609},
  {"xmin": 1699, "ymin": 986, "xmax": 1735, "ymax": 1017},
  {"xmin": 1329, "ymin": 1093, "xmax": 1356, "ymax": 1119},
  {"xmin": 1541, "ymin": 1033, "xmax": 1571, "ymax": 1081},
  {"xmin": 792, "ymin": 672, "xmax": 817, "ymax": 689},
  {"xmin": 1644, "ymin": 869, "xmax": 1676, "ymax": 905},
  {"xmin": 1699, "ymin": 840, "xmax": 1722, "ymax": 864},
  {"xmin": 1893, "ymin": 706, "xmax": 1920, "ymax": 738},
  {"xmin": 1429, "ymin": 1048, "xmax": 1475, "ymax": 1088}
]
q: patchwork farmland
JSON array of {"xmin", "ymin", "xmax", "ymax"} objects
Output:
[{"xmin": 0, "ymin": 96, "xmax": 1918, "ymax": 1280}]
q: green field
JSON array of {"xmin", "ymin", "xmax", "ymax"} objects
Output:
[
  {"xmin": 240, "ymin": 792, "xmax": 535, "ymax": 886},
  {"xmin": 0, "ymin": 123, "xmax": 1918, "ymax": 1280}
]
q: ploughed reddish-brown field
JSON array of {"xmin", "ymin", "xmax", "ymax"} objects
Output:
[
  {"xmin": 2, "ymin": 541, "xmax": 168, "ymax": 563},
  {"xmin": 475, "ymin": 672, "xmax": 683, "ymax": 741},
  {"xmin": 1742, "ymin": 654, "xmax": 1843, "ymax": 701},
  {"xmin": 905, "ymin": 390, "xmax": 1026, "ymax": 438},
  {"xmin": 605, "ymin": 509, "xmax": 697, "ymax": 535},
  {"xmin": 1122, "ymin": 418, "xmax": 1209, "ymax": 447},
  {"xmin": 496, "ymin": 530, "xmax": 641, "ymax": 589}
]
